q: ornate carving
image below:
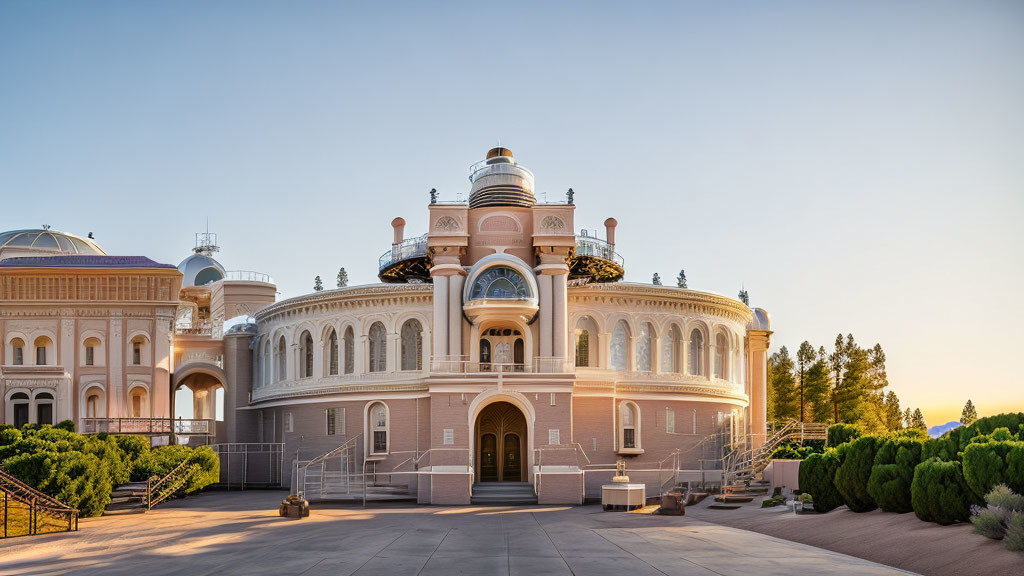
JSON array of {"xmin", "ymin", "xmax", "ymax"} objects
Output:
[
  {"xmin": 540, "ymin": 215, "xmax": 566, "ymax": 233},
  {"xmin": 436, "ymin": 216, "xmax": 461, "ymax": 233}
]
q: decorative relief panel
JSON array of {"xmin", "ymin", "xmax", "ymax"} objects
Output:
[
  {"xmin": 436, "ymin": 216, "xmax": 461, "ymax": 233},
  {"xmin": 540, "ymin": 215, "xmax": 566, "ymax": 233}
]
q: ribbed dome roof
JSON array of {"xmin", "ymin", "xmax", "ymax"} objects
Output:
[
  {"xmin": 178, "ymin": 253, "xmax": 226, "ymax": 288},
  {"xmin": 0, "ymin": 229, "xmax": 106, "ymax": 261},
  {"xmin": 468, "ymin": 147, "xmax": 536, "ymax": 209}
]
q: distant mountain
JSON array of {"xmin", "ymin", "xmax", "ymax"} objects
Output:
[{"xmin": 929, "ymin": 421, "xmax": 962, "ymax": 438}]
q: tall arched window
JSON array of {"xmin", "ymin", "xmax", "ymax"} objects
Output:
[
  {"xmin": 262, "ymin": 341, "xmax": 271, "ymax": 386},
  {"xmin": 618, "ymin": 401, "xmax": 641, "ymax": 451},
  {"xmin": 11, "ymin": 392, "xmax": 29, "ymax": 427},
  {"xmin": 575, "ymin": 330, "xmax": 589, "ymax": 367},
  {"xmin": 662, "ymin": 325, "xmax": 681, "ymax": 373},
  {"xmin": 276, "ymin": 336, "xmax": 287, "ymax": 382},
  {"xmin": 84, "ymin": 337, "xmax": 101, "ymax": 366},
  {"xmin": 300, "ymin": 331, "xmax": 314, "ymax": 378},
  {"xmin": 85, "ymin": 390, "xmax": 102, "ymax": 419},
  {"xmin": 343, "ymin": 327, "xmax": 354, "ymax": 374},
  {"xmin": 327, "ymin": 329, "xmax": 339, "ymax": 376},
  {"xmin": 610, "ymin": 321, "xmax": 629, "ymax": 371},
  {"xmin": 714, "ymin": 333, "xmax": 728, "ymax": 379},
  {"xmin": 688, "ymin": 329, "xmax": 704, "ymax": 376},
  {"xmin": 400, "ymin": 319, "xmax": 423, "ymax": 371},
  {"xmin": 35, "ymin": 391, "xmax": 54, "ymax": 425},
  {"xmin": 11, "ymin": 338, "xmax": 25, "ymax": 366},
  {"xmin": 636, "ymin": 323, "xmax": 653, "ymax": 372},
  {"xmin": 129, "ymin": 386, "xmax": 148, "ymax": 418},
  {"xmin": 34, "ymin": 336, "xmax": 52, "ymax": 365},
  {"xmin": 369, "ymin": 402, "xmax": 389, "ymax": 455},
  {"xmin": 368, "ymin": 322, "xmax": 387, "ymax": 373}
]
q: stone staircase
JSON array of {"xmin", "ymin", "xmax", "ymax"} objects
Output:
[
  {"xmin": 470, "ymin": 482, "xmax": 537, "ymax": 505},
  {"xmin": 104, "ymin": 482, "xmax": 149, "ymax": 515},
  {"xmin": 718, "ymin": 421, "xmax": 829, "ymax": 499}
]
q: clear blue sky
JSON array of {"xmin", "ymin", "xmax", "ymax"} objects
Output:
[{"xmin": 2, "ymin": 1, "xmax": 1022, "ymax": 425}]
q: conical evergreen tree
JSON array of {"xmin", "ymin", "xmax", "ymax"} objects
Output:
[
  {"xmin": 313, "ymin": 275, "xmax": 323, "ymax": 292},
  {"xmin": 768, "ymin": 346, "xmax": 799, "ymax": 421},
  {"xmin": 796, "ymin": 342, "xmax": 816, "ymax": 421},
  {"xmin": 960, "ymin": 399, "xmax": 978, "ymax": 426},
  {"xmin": 336, "ymin": 267, "xmax": 349, "ymax": 288},
  {"xmin": 911, "ymin": 408, "xmax": 927, "ymax": 431}
]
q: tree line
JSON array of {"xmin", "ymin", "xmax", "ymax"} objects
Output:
[{"xmin": 767, "ymin": 333, "xmax": 928, "ymax": 433}]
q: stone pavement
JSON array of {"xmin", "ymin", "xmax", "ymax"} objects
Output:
[{"xmin": 0, "ymin": 491, "xmax": 912, "ymax": 576}]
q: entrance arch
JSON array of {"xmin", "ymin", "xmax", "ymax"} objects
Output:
[
  {"xmin": 468, "ymin": 390, "xmax": 535, "ymax": 483},
  {"xmin": 475, "ymin": 402, "xmax": 527, "ymax": 482}
]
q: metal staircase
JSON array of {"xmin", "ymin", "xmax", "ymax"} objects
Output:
[
  {"xmin": 295, "ymin": 435, "xmax": 414, "ymax": 503},
  {"xmin": 722, "ymin": 421, "xmax": 829, "ymax": 492},
  {"xmin": 1, "ymin": 467, "xmax": 78, "ymax": 537}
]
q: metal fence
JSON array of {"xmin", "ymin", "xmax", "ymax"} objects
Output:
[{"xmin": 210, "ymin": 443, "xmax": 285, "ymax": 489}]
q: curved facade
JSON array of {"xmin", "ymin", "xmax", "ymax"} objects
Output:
[{"xmin": 234, "ymin": 147, "xmax": 773, "ymax": 505}]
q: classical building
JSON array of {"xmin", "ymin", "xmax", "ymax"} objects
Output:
[{"xmin": 0, "ymin": 147, "xmax": 771, "ymax": 505}]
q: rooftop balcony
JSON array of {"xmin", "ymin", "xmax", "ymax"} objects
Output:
[
  {"xmin": 570, "ymin": 233, "xmax": 625, "ymax": 283},
  {"xmin": 378, "ymin": 233, "xmax": 431, "ymax": 283},
  {"xmin": 80, "ymin": 417, "xmax": 213, "ymax": 435},
  {"xmin": 224, "ymin": 270, "xmax": 274, "ymax": 284}
]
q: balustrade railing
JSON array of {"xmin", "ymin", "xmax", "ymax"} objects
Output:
[
  {"xmin": 378, "ymin": 234, "xmax": 429, "ymax": 270},
  {"xmin": 575, "ymin": 234, "xmax": 624, "ymax": 266},
  {"xmin": 225, "ymin": 270, "xmax": 274, "ymax": 284},
  {"xmin": 80, "ymin": 418, "xmax": 213, "ymax": 435},
  {"xmin": 428, "ymin": 356, "xmax": 572, "ymax": 374}
]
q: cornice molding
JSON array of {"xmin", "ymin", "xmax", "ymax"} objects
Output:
[{"xmin": 255, "ymin": 284, "xmax": 433, "ymax": 323}]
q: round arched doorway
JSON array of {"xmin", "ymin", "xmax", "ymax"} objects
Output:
[{"xmin": 475, "ymin": 401, "xmax": 527, "ymax": 482}]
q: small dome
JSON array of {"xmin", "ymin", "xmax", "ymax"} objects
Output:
[
  {"xmin": 468, "ymin": 147, "xmax": 535, "ymax": 209},
  {"xmin": 0, "ymin": 229, "xmax": 106, "ymax": 261},
  {"xmin": 747, "ymin": 308, "xmax": 771, "ymax": 331},
  {"xmin": 486, "ymin": 147, "xmax": 514, "ymax": 160},
  {"xmin": 178, "ymin": 253, "xmax": 226, "ymax": 288}
]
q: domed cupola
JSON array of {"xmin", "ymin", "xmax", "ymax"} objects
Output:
[
  {"xmin": 178, "ymin": 232, "xmax": 226, "ymax": 288},
  {"xmin": 467, "ymin": 147, "xmax": 536, "ymax": 209},
  {"xmin": 0, "ymin": 227, "xmax": 106, "ymax": 260}
]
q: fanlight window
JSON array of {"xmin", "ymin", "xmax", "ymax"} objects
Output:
[{"xmin": 468, "ymin": 266, "xmax": 531, "ymax": 300}]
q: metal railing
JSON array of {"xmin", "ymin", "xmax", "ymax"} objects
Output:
[
  {"xmin": 210, "ymin": 443, "xmax": 285, "ymax": 489},
  {"xmin": 225, "ymin": 270, "xmax": 274, "ymax": 284},
  {"xmin": 1, "ymin": 468, "xmax": 78, "ymax": 538},
  {"xmin": 378, "ymin": 233, "xmax": 429, "ymax": 271},
  {"xmin": 146, "ymin": 455, "xmax": 200, "ymax": 509},
  {"xmin": 429, "ymin": 356, "xmax": 573, "ymax": 374},
  {"xmin": 80, "ymin": 418, "xmax": 214, "ymax": 435},
  {"xmin": 575, "ymin": 234, "xmax": 624, "ymax": 266}
]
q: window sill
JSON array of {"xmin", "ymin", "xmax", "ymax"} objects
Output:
[
  {"xmin": 366, "ymin": 453, "xmax": 388, "ymax": 461},
  {"xmin": 617, "ymin": 448, "xmax": 644, "ymax": 456}
]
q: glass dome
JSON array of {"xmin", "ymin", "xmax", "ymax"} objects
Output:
[{"xmin": 0, "ymin": 229, "xmax": 106, "ymax": 260}]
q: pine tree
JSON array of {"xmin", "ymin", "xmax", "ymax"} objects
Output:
[
  {"xmin": 313, "ymin": 275, "xmax": 323, "ymax": 292},
  {"xmin": 828, "ymin": 334, "xmax": 848, "ymax": 422},
  {"xmin": 652, "ymin": 273, "xmax": 662, "ymax": 286},
  {"xmin": 676, "ymin": 270, "xmax": 687, "ymax": 289},
  {"xmin": 796, "ymin": 342, "xmax": 816, "ymax": 422},
  {"xmin": 884, "ymin": 391, "xmax": 903, "ymax": 431},
  {"xmin": 768, "ymin": 346, "xmax": 799, "ymax": 421},
  {"xmin": 960, "ymin": 399, "xmax": 978, "ymax": 426},
  {"xmin": 336, "ymin": 267, "xmax": 349, "ymax": 288},
  {"xmin": 738, "ymin": 289, "xmax": 750, "ymax": 306},
  {"xmin": 903, "ymin": 407, "xmax": 912, "ymax": 428},
  {"xmin": 911, "ymin": 408, "xmax": 927, "ymax": 431},
  {"xmin": 806, "ymin": 346, "xmax": 833, "ymax": 423}
]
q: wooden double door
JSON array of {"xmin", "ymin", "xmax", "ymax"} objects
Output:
[{"xmin": 476, "ymin": 401, "xmax": 526, "ymax": 482}]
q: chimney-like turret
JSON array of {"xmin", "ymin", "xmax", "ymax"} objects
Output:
[
  {"xmin": 392, "ymin": 217, "xmax": 406, "ymax": 247},
  {"xmin": 604, "ymin": 218, "xmax": 618, "ymax": 245}
]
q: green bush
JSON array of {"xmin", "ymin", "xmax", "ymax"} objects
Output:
[
  {"xmin": 911, "ymin": 458, "xmax": 976, "ymax": 524},
  {"xmin": 3, "ymin": 450, "xmax": 112, "ymax": 517},
  {"xmin": 962, "ymin": 440, "xmax": 1024, "ymax": 499},
  {"xmin": 799, "ymin": 451, "xmax": 844, "ymax": 513},
  {"xmin": 867, "ymin": 436, "xmax": 924, "ymax": 513},
  {"xmin": 55, "ymin": 420, "xmax": 75, "ymax": 432},
  {"xmin": 133, "ymin": 445, "xmax": 219, "ymax": 493},
  {"xmin": 115, "ymin": 435, "xmax": 151, "ymax": 473},
  {"xmin": 972, "ymin": 508, "xmax": 1006, "ymax": 539},
  {"xmin": 834, "ymin": 436, "xmax": 880, "ymax": 512},
  {"xmin": 770, "ymin": 443, "xmax": 821, "ymax": 460},
  {"xmin": 827, "ymin": 423, "xmax": 860, "ymax": 448},
  {"xmin": 947, "ymin": 413, "xmax": 1024, "ymax": 454},
  {"xmin": 1006, "ymin": 512, "xmax": 1024, "ymax": 552}
]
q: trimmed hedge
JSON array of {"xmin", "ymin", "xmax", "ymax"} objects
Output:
[
  {"xmin": 799, "ymin": 451, "xmax": 844, "ymax": 513},
  {"xmin": 834, "ymin": 435, "xmax": 880, "ymax": 512},
  {"xmin": 3, "ymin": 450, "xmax": 113, "ymax": 516},
  {"xmin": 133, "ymin": 445, "xmax": 219, "ymax": 493},
  {"xmin": 867, "ymin": 437, "xmax": 923, "ymax": 513},
  {"xmin": 911, "ymin": 458, "xmax": 976, "ymax": 524},
  {"xmin": 827, "ymin": 423, "xmax": 860, "ymax": 448},
  {"xmin": 962, "ymin": 439, "xmax": 1024, "ymax": 499}
]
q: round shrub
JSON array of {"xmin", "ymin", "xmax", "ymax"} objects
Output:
[
  {"xmin": 834, "ymin": 435, "xmax": 880, "ymax": 512},
  {"xmin": 55, "ymin": 420, "xmax": 75, "ymax": 432},
  {"xmin": 3, "ymin": 450, "xmax": 113, "ymax": 517},
  {"xmin": 971, "ymin": 507, "xmax": 1006, "ymax": 539},
  {"xmin": 134, "ymin": 445, "xmax": 220, "ymax": 493},
  {"xmin": 911, "ymin": 457, "xmax": 976, "ymax": 524},
  {"xmin": 799, "ymin": 451, "xmax": 844, "ymax": 513},
  {"xmin": 962, "ymin": 440, "xmax": 1024, "ymax": 500},
  {"xmin": 1006, "ymin": 511, "xmax": 1024, "ymax": 552},
  {"xmin": 827, "ymin": 423, "xmax": 860, "ymax": 448},
  {"xmin": 868, "ymin": 437, "xmax": 923, "ymax": 513}
]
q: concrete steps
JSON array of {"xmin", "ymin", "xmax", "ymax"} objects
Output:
[
  {"xmin": 104, "ymin": 482, "xmax": 149, "ymax": 515},
  {"xmin": 471, "ymin": 482, "xmax": 537, "ymax": 505}
]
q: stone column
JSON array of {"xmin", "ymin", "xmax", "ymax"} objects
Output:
[
  {"xmin": 551, "ymin": 271, "xmax": 568, "ymax": 366},
  {"xmin": 747, "ymin": 330, "xmax": 771, "ymax": 452},
  {"xmin": 59, "ymin": 317, "xmax": 75, "ymax": 422},
  {"xmin": 108, "ymin": 315, "xmax": 123, "ymax": 418},
  {"xmin": 651, "ymin": 337, "xmax": 662, "ymax": 374},
  {"xmin": 537, "ymin": 274, "xmax": 553, "ymax": 357},
  {"xmin": 708, "ymin": 343, "xmax": 717, "ymax": 382},
  {"xmin": 153, "ymin": 311, "xmax": 173, "ymax": 418},
  {"xmin": 432, "ymin": 275, "xmax": 449, "ymax": 359},
  {"xmin": 448, "ymin": 274, "xmax": 465, "ymax": 358},
  {"xmin": 386, "ymin": 332, "xmax": 400, "ymax": 373},
  {"xmin": 597, "ymin": 332, "xmax": 611, "ymax": 369}
]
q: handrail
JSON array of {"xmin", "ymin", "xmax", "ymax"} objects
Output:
[
  {"xmin": 146, "ymin": 454, "xmax": 199, "ymax": 509},
  {"xmin": 378, "ymin": 234, "xmax": 429, "ymax": 270},
  {"xmin": 1, "ymin": 467, "xmax": 79, "ymax": 537},
  {"xmin": 224, "ymin": 270, "xmax": 274, "ymax": 284}
]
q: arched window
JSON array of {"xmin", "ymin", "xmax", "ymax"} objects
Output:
[
  {"xmin": 689, "ymin": 329, "xmax": 704, "ymax": 376},
  {"xmin": 276, "ymin": 336, "xmax": 287, "ymax": 382},
  {"xmin": 299, "ymin": 331, "xmax": 313, "ymax": 378},
  {"xmin": 327, "ymin": 329, "xmax": 339, "ymax": 376},
  {"xmin": 84, "ymin": 337, "xmax": 101, "ymax": 366},
  {"xmin": 618, "ymin": 401, "xmax": 641, "ymax": 452},
  {"xmin": 34, "ymin": 336, "xmax": 52, "ymax": 365},
  {"xmin": 35, "ymin": 391, "xmax": 54, "ymax": 425},
  {"xmin": 715, "ymin": 333, "xmax": 728, "ymax": 379},
  {"xmin": 129, "ymin": 334, "xmax": 150, "ymax": 366},
  {"xmin": 11, "ymin": 392, "xmax": 30, "ymax": 427},
  {"xmin": 369, "ymin": 402, "xmax": 388, "ymax": 455},
  {"xmin": 368, "ymin": 322, "xmax": 387, "ymax": 373},
  {"xmin": 636, "ymin": 323, "xmax": 653, "ymax": 372},
  {"xmin": 11, "ymin": 338, "xmax": 25, "ymax": 366},
  {"xmin": 129, "ymin": 386, "xmax": 148, "ymax": 418},
  {"xmin": 468, "ymin": 266, "xmax": 531, "ymax": 300},
  {"xmin": 343, "ymin": 327, "xmax": 355, "ymax": 374},
  {"xmin": 575, "ymin": 330, "xmax": 590, "ymax": 367},
  {"xmin": 400, "ymin": 319, "xmax": 423, "ymax": 371},
  {"xmin": 480, "ymin": 339, "xmax": 491, "ymax": 368},
  {"xmin": 262, "ymin": 341, "xmax": 271, "ymax": 386},
  {"xmin": 662, "ymin": 325, "xmax": 681, "ymax": 373},
  {"xmin": 610, "ymin": 321, "xmax": 629, "ymax": 371},
  {"xmin": 85, "ymin": 390, "xmax": 102, "ymax": 419}
]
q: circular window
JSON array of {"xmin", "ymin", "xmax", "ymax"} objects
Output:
[
  {"xmin": 468, "ymin": 267, "xmax": 531, "ymax": 300},
  {"xmin": 194, "ymin": 266, "xmax": 224, "ymax": 286}
]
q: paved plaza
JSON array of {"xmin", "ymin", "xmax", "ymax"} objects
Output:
[{"xmin": 0, "ymin": 491, "xmax": 910, "ymax": 576}]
